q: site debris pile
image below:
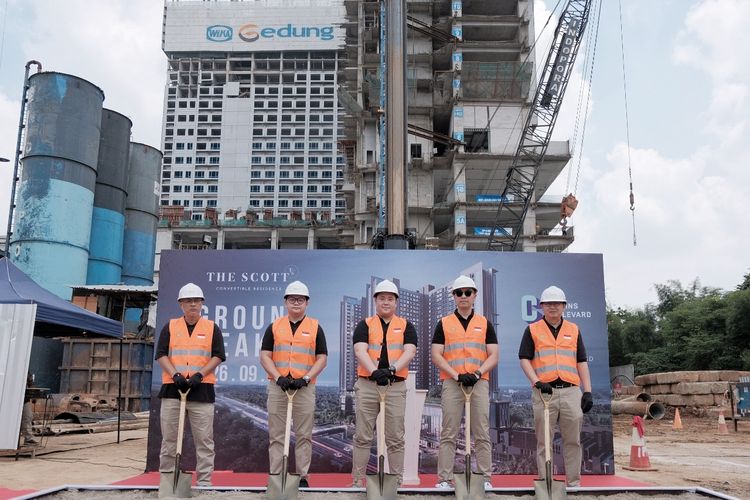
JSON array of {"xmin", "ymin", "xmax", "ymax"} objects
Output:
[{"xmin": 621, "ymin": 371, "xmax": 749, "ymax": 415}]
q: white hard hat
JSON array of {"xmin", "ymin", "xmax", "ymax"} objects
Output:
[
  {"xmin": 451, "ymin": 275, "xmax": 477, "ymax": 291},
  {"xmin": 540, "ymin": 285, "xmax": 567, "ymax": 303},
  {"xmin": 284, "ymin": 280, "xmax": 310, "ymax": 298},
  {"xmin": 178, "ymin": 282, "xmax": 204, "ymax": 301},
  {"xmin": 373, "ymin": 279, "xmax": 399, "ymax": 298}
]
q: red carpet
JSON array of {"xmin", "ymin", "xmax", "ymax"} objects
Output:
[
  {"xmin": 0, "ymin": 488, "xmax": 37, "ymax": 500},
  {"xmin": 113, "ymin": 471, "xmax": 650, "ymax": 488}
]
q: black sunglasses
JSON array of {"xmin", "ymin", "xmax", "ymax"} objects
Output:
[{"xmin": 453, "ymin": 289, "xmax": 474, "ymax": 297}]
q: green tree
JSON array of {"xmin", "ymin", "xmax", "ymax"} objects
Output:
[
  {"xmin": 610, "ymin": 278, "xmax": 745, "ymax": 374},
  {"xmin": 737, "ymin": 271, "xmax": 750, "ymax": 291},
  {"xmin": 724, "ymin": 289, "xmax": 750, "ymax": 369},
  {"xmin": 607, "ymin": 307, "xmax": 659, "ymax": 372}
]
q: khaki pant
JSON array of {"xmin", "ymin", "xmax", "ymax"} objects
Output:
[
  {"xmin": 267, "ymin": 381, "xmax": 317, "ymax": 478},
  {"xmin": 437, "ymin": 378, "xmax": 492, "ymax": 481},
  {"xmin": 159, "ymin": 398, "xmax": 215, "ymax": 486},
  {"xmin": 351, "ymin": 378, "xmax": 407, "ymax": 485},
  {"xmin": 532, "ymin": 385, "xmax": 583, "ymax": 486},
  {"xmin": 21, "ymin": 402, "xmax": 34, "ymax": 441}
]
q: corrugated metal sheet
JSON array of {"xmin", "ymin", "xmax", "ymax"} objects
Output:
[
  {"xmin": 71, "ymin": 284, "xmax": 157, "ymax": 294},
  {"xmin": 0, "ymin": 303, "xmax": 37, "ymax": 449}
]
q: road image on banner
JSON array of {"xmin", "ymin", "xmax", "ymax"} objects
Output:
[{"xmin": 146, "ymin": 250, "xmax": 613, "ymax": 476}]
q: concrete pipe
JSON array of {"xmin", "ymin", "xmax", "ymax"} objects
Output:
[
  {"xmin": 611, "ymin": 400, "xmax": 665, "ymax": 420},
  {"xmin": 636, "ymin": 392, "xmax": 652, "ymax": 402}
]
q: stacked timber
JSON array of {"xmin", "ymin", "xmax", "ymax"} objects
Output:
[{"xmin": 620, "ymin": 370, "xmax": 749, "ymax": 408}]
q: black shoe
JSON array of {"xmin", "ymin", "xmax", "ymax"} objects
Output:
[
  {"xmin": 299, "ymin": 478, "xmax": 309, "ymax": 488},
  {"xmin": 24, "ymin": 438, "xmax": 39, "ymax": 445}
]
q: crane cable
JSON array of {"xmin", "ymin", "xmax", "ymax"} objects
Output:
[
  {"xmin": 565, "ymin": 0, "xmax": 603, "ymax": 197},
  {"xmin": 618, "ymin": 0, "xmax": 637, "ymax": 246}
]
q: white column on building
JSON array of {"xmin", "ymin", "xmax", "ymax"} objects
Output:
[
  {"xmin": 307, "ymin": 228, "xmax": 315, "ymax": 249},
  {"xmin": 216, "ymin": 228, "xmax": 225, "ymax": 250}
]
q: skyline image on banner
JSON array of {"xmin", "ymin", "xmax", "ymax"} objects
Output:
[{"xmin": 146, "ymin": 249, "xmax": 613, "ymax": 476}]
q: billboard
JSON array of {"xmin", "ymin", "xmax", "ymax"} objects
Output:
[
  {"xmin": 146, "ymin": 249, "xmax": 613, "ymax": 476},
  {"xmin": 163, "ymin": 0, "xmax": 345, "ymax": 53}
]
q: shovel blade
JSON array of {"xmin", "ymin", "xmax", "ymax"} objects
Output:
[
  {"xmin": 158, "ymin": 471, "xmax": 193, "ymax": 498},
  {"xmin": 533, "ymin": 478, "xmax": 567, "ymax": 500},
  {"xmin": 365, "ymin": 472, "xmax": 399, "ymax": 500},
  {"xmin": 453, "ymin": 472, "xmax": 485, "ymax": 500},
  {"xmin": 267, "ymin": 472, "xmax": 301, "ymax": 500}
]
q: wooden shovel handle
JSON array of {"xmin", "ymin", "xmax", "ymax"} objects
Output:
[
  {"xmin": 283, "ymin": 389, "xmax": 297, "ymax": 457},
  {"xmin": 541, "ymin": 391, "xmax": 553, "ymax": 463},
  {"xmin": 376, "ymin": 385, "xmax": 388, "ymax": 460},
  {"xmin": 461, "ymin": 385, "xmax": 473, "ymax": 455},
  {"xmin": 175, "ymin": 389, "xmax": 190, "ymax": 456}
]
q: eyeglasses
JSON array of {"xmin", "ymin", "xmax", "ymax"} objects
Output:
[
  {"xmin": 285, "ymin": 296, "xmax": 307, "ymax": 304},
  {"xmin": 453, "ymin": 289, "xmax": 474, "ymax": 297},
  {"xmin": 180, "ymin": 298, "xmax": 202, "ymax": 304}
]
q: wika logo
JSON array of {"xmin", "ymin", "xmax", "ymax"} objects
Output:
[{"xmin": 206, "ymin": 25, "xmax": 233, "ymax": 42}]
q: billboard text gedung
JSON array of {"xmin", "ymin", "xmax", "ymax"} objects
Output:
[{"xmin": 206, "ymin": 23, "xmax": 335, "ymax": 43}]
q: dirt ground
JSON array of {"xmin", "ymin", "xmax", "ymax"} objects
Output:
[
  {"xmin": 1, "ymin": 413, "xmax": 748, "ymax": 498},
  {"xmin": 612, "ymin": 411, "xmax": 750, "ymax": 498}
]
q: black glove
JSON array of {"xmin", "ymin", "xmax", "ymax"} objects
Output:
[
  {"xmin": 457, "ymin": 373, "xmax": 479, "ymax": 386},
  {"xmin": 276, "ymin": 375, "xmax": 293, "ymax": 391},
  {"xmin": 369, "ymin": 368, "xmax": 392, "ymax": 386},
  {"xmin": 581, "ymin": 392, "xmax": 593, "ymax": 413},
  {"xmin": 534, "ymin": 381, "xmax": 553, "ymax": 394},
  {"xmin": 290, "ymin": 378, "xmax": 308, "ymax": 390},
  {"xmin": 188, "ymin": 372, "xmax": 203, "ymax": 389},
  {"xmin": 172, "ymin": 373, "xmax": 190, "ymax": 392}
]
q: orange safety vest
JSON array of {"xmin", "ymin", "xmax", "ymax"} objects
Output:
[
  {"xmin": 162, "ymin": 317, "xmax": 217, "ymax": 384},
  {"xmin": 529, "ymin": 319, "xmax": 581, "ymax": 386},
  {"xmin": 356, "ymin": 315, "xmax": 409, "ymax": 379},
  {"xmin": 440, "ymin": 312, "xmax": 490, "ymax": 381},
  {"xmin": 269, "ymin": 316, "xmax": 319, "ymax": 382}
]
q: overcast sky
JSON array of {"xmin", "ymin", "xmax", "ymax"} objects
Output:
[{"xmin": 0, "ymin": 0, "xmax": 747, "ymax": 309}]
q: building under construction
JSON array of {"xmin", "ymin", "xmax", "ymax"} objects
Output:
[{"xmin": 156, "ymin": 0, "xmax": 573, "ymax": 270}]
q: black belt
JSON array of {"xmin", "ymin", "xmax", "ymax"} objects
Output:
[
  {"xmin": 359, "ymin": 376, "xmax": 406, "ymax": 383},
  {"xmin": 550, "ymin": 380, "xmax": 576, "ymax": 389}
]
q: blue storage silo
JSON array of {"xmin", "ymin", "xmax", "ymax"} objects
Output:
[
  {"xmin": 86, "ymin": 109, "xmax": 132, "ymax": 284},
  {"xmin": 9, "ymin": 72, "xmax": 104, "ymax": 299},
  {"xmin": 121, "ymin": 143, "xmax": 161, "ymax": 285}
]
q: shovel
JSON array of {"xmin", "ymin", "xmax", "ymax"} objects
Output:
[
  {"xmin": 534, "ymin": 391, "xmax": 567, "ymax": 500},
  {"xmin": 159, "ymin": 389, "xmax": 193, "ymax": 498},
  {"xmin": 267, "ymin": 389, "xmax": 301, "ymax": 500},
  {"xmin": 454, "ymin": 385, "xmax": 485, "ymax": 500},
  {"xmin": 366, "ymin": 385, "xmax": 399, "ymax": 500}
]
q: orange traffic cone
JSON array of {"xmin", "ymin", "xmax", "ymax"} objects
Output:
[
  {"xmin": 623, "ymin": 416, "xmax": 657, "ymax": 471},
  {"xmin": 717, "ymin": 410, "xmax": 729, "ymax": 434},
  {"xmin": 673, "ymin": 408, "xmax": 683, "ymax": 430}
]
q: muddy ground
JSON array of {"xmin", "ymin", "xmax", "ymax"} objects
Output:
[{"xmin": 1, "ymin": 413, "xmax": 748, "ymax": 498}]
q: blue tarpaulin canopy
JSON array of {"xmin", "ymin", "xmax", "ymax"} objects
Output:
[{"xmin": 0, "ymin": 257, "xmax": 122, "ymax": 338}]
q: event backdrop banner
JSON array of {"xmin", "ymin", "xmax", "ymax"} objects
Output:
[{"xmin": 146, "ymin": 249, "xmax": 613, "ymax": 476}]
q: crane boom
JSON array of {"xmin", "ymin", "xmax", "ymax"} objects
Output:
[{"xmin": 487, "ymin": 0, "xmax": 593, "ymax": 251}]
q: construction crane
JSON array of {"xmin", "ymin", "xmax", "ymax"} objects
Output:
[{"xmin": 487, "ymin": 0, "xmax": 594, "ymax": 251}]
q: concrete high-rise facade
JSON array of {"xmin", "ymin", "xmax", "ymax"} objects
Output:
[
  {"xmin": 341, "ymin": 0, "xmax": 574, "ymax": 251},
  {"xmin": 156, "ymin": 0, "xmax": 353, "ymax": 270},
  {"xmin": 155, "ymin": 0, "xmax": 573, "ymax": 276}
]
